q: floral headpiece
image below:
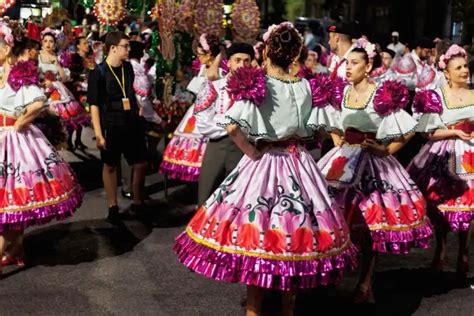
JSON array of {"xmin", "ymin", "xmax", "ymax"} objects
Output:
[
  {"xmin": 253, "ymin": 41, "xmax": 264, "ymax": 60},
  {"xmin": 199, "ymin": 33, "xmax": 210, "ymax": 52},
  {"xmin": 262, "ymin": 21, "xmax": 301, "ymax": 43},
  {"xmin": 0, "ymin": 22, "xmax": 13, "ymax": 45},
  {"xmin": 438, "ymin": 44, "xmax": 467, "ymax": 70},
  {"xmin": 355, "ymin": 37, "xmax": 376, "ymax": 59},
  {"xmin": 41, "ymin": 27, "xmax": 59, "ymax": 39}
]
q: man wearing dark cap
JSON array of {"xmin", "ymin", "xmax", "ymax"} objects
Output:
[
  {"xmin": 381, "ymin": 48, "xmax": 396, "ymax": 68},
  {"xmin": 327, "ymin": 22, "xmax": 356, "ymax": 80},
  {"xmin": 194, "ymin": 42, "xmax": 254, "ymax": 205},
  {"xmin": 387, "ymin": 31, "xmax": 405, "ymax": 59}
]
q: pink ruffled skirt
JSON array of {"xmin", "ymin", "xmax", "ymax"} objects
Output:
[
  {"xmin": 174, "ymin": 145, "xmax": 358, "ymax": 291},
  {"xmin": 50, "ymin": 100, "xmax": 90, "ymax": 132},
  {"xmin": 318, "ymin": 146, "xmax": 432, "ymax": 254},
  {"xmin": 160, "ymin": 106, "xmax": 208, "ymax": 182},
  {"xmin": 407, "ymin": 139, "xmax": 474, "ymax": 231},
  {"xmin": 0, "ymin": 125, "xmax": 83, "ymax": 232}
]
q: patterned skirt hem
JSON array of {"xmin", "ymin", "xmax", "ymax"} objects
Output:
[
  {"xmin": 159, "ymin": 161, "xmax": 200, "ymax": 182},
  {"xmin": 174, "ymin": 231, "xmax": 358, "ymax": 291},
  {"xmin": 0, "ymin": 187, "xmax": 83, "ymax": 232}
]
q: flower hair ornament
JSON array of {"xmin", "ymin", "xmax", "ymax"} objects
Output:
[
  {"xmin": 199, "ymin": 33, "xmax": 210, "ymax": 52},
  {"xmin": 355, "ymin": 37, "xmax": 376, "ymax": 59},
  {"xmin": 438, "ymin": 44, "xmax": 467, "ymax": 70},
  {"xmin": 262, "ymin": 21, "xmax": 302, "ymax": 43},
  {"xmin": 253, "ymin": 41, "xmax": 265, "ymax": 60},
  {"xmin": 0, "ymin": 22, "xmax": 13, "ymax": 45},
  {"xmin": 41, "ymin": 27, "xmax": 59, "ymax": 39}
]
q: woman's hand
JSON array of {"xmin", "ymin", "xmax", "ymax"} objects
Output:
[
  {"xmin": 14, "ymin": 117, "xmax": 28, "ymax": 132},
  {"xmin": 331, "ymin": 133, "xmax": 345, "ymax": 147},
  {"xmin": 361, "ymin": 139, "xmax": 389, "ymax": 157},
  {"xmin": 451, "ymin": 129, "xmax": 472, "ymax": 141}
]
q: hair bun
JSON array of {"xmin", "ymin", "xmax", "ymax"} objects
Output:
[{"xmin": 266, "ymin": 22, "xmax": 303, "ymax": 70}]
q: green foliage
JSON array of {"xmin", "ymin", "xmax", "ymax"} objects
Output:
[
  {"xmin": 452, "ymin": 0, "xmax": 474, "ymax": 23},
  {"xmin": 286, "ymin": 0, "xmax": 305, "ymax": 21}
]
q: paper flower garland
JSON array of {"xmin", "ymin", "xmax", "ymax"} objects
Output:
[
  {"xmin": 194, "ymin": 0, "xmax": 224, "ymax": 37},
  {"xmin": 94, "ymin": 0, "xmax": 127, "ymax": 26},
  {"xmin": 230, "ymin": 0, "xmax": 260, "ymax": 42},
  {"xmin": 0, "ymin": 0, "xmax": 15, "ymax": 15},
  {"xmin": 176, "ymin": 0, "xmax": 194, "ymax": 33}
]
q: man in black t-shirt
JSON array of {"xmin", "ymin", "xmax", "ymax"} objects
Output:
[{"xmin": 87, "ymin": 31, "xmax": 147, "ymax": 223}]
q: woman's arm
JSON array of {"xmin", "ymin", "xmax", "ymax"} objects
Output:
[
  {"xmin": 226, "ymin": 124, "xmax": 263, "ymax": 161},
  {"xmin": 14, "ymin": 101, "xmax": 45, "ymax": 132},
  {"xmin": 362, "ymin": 132, "xmax": 415, "ymax": 157},
  {"xmin": 205, "ymin": 52, "xmax": 223, "ymax": 81},
  {"xmin": 429, "ymin": 128, "xmax": 471, "ymax": 141}
]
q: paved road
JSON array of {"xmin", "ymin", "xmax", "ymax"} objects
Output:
[{"xmin": 0, "ymin": 128, "xmax": 472, "ymax": 316}]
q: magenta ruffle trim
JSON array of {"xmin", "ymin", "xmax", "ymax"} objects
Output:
[
  {"xmin": 439, "ymin": 210, "xmax": 474, "ymax": 232},
  {"xmin": 160, "ymin": 161, "xmax": 200, "ymax": 182},
  {"xmin": 62, "ymin": 114, "xmax": 91, "ymax": 132},
  {"xmin": 174, "ymin": 232, "xmax": 358, "ymax": 291},
  {"xmin": 0, "ymin": 188, "xmax": 83, "ymax": 232},
  {"xmin": 369, "ymin": 222, "xmax": 433, "ymax": 254}
]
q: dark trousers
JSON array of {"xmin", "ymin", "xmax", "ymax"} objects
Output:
[{"xmin": 198, "ymin": 136, "xmax": 243, "ymax": 206}]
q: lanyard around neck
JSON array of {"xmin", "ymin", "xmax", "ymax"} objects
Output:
[{"xmin": 106, "ymin": 61, "xmax": 126, "ymax": 98}]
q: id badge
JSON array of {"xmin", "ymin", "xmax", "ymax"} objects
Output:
[{"xmin": 122, "ymin": 98, "xmax": 131, "ymax": 111}]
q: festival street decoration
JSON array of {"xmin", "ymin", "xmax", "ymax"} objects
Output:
[
  {"xmin": 94, "ymin": 0, "xmax": 127, "ymax": 26},
  {"xmin": 194, "ymin": 0, "xmax": 224, "ymax": 37},
  {"xmin": 0, "ymin": 0, "xmax": 15, "ymax": 15},
  {"xmin": 230, "ymin": 0, "xmax": 260, "ymax": 42}
]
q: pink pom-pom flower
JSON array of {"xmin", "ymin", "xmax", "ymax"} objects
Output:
[
  {"xmin": 297, "ymin": 66, "xmax": 314, "ymax": 80},
  {"xmin": 191, "ymin": 58, "xmax": 201, "ymax": 76},
  {"xmin": 309, "ymin": 73, "xmax": 332, "ymax": 108},
  {"xmin": 8, "ymin": 60, "xmax": 40, "ymax": 91},
  {"xmin": 58, "ymin": 50, "xmax": 73, "ymax": 68},
  {"xmin": 328, "ymin": 76, "xmax": 348, "ymax": 110},
  {"xmin": 412, "ymin": 89, "xmax": 442, "ymax": 114},
  {"xmin": 226, "ymin": 66, "xmax": 266, "ymax": 106},
  {"xmin": 373, "ymin": 80, "xmax": 409, "ymax": 116}
]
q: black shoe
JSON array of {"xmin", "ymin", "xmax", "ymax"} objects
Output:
[
  {"xmin": 107, "ymin": 205, "xmax": 121, "ymax": 225},
  {"xmin": 121, "ymin": 188, "xmax": 133, "ymax": 200}
]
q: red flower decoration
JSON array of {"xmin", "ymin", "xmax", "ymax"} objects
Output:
[
  {"xmin": 399, "ymin": 204, "xmax": 415, "ymax": 225},
  {"xmin": 214, "ymin": 220, "xmax": 234, "ymax": 246},
  {"xmin": 326, "ymin": 156, "xmax": 348, "ymax": 181},
  {"xmin": 263, "ymin": 229, "xmax": 286, "ymax": 254},
  {"xmin": 290, "ymin": 227, "xmax": 314, "ymax": 253},
  {"xmin": 0, "ymin": 188, "xmax": 7, "ymax": 208},
  {"xmin": 49, "ymin": 179, "xmax": 65, "ymax": 196},
  {"xmin": 384, "ymin": 207, "xmax": 399, "ymax": 226},
  {"xmin": 365, "ymin": 204, "xmax": 383, "ymax": 225},
  {"xmin": 315, "ymin": 230, "xmax": 333, "ymax": 252},
  {"xmin": 236, "ymin": 223, "xmax": 260, "ymax": 250},
  {"xmin": 33, "ymin": 182, "xmax": 48, "ymax": 202},
  {"xmin": 12, "ymin": 187, "xmax": 30, "ymax": 206},
  {"xmin": 462, "ymin": 151, "xmax": 474, "ymax": 173},
  {"xmin": 188, "ymin": 207, "xmax": 208, "ymax": 233}
]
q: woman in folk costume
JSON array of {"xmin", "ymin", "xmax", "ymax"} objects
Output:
[
  {"xmin": 0, "ymin": 31, "xmax": 83, "ymax": 277},
  {"xmin": 174, "ymin": 23, "xmax": 357, "ymax": 315},
  {"xmin": 66, "ymin": 36, "xmax": 96, "ymax": 150},
  {"xmin": 160, "ymin": 33, "xmax": 225, "ymax": 182},
  {"xmin": 317, "ymin": 38, "xmax": 432, "ymax": 302},
  {"xmin": 38, "ymin": 28, "xmax": 90, "ymax": 150},
  {"xmin": 407, "ymin": 45, "xmax": 473, "ymax": 276}
]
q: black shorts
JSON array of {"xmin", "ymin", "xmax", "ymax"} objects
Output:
[{"xmin": 101, "ymin": 125, "xmax": 147, "ymax": 166}]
